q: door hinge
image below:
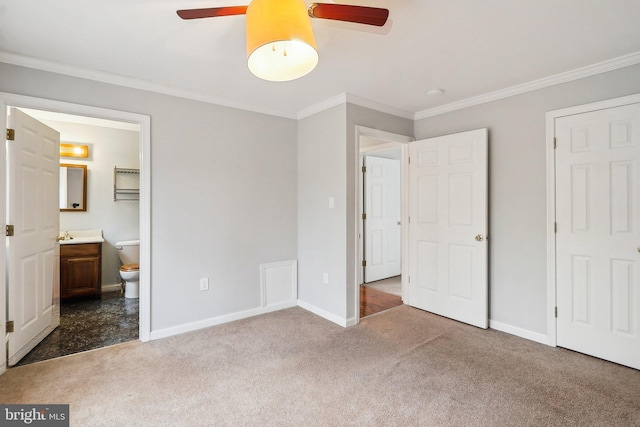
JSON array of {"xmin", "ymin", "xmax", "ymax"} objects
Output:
[
  {"xmin": 554, "ymin": 222, "xmax": 557, "ymax": 234},
  {"xmin": 6, "ymin": 224, "xmax": 14, "ymax": 236},
  {"xmin": 362, "ymin": 213, "xmax": 366, "ymax": 220},
  {"xmin": 6, "ymin": 128, "xmax": 15, "ymax": 141},
  {"xmin": 553, "ymin": 137, "xmax": 557, "ymax": 149},
  {"xmin": 555, "ymin": 307, "xmax": 558, "ymax": 318},
  {"xmin": 362, "ymin": 166, "xmax": 366, "ymax": 173},
  {"xmin": 408, "ymin": 156, "xmax": 411, "ymax": 164},
  {"xmin": 6, "ymin": 320, "xmax": 14, "ymax": 333},
  {"xmin": 362, "ymin": 260, "xmax": 367, "ymax": 267}
]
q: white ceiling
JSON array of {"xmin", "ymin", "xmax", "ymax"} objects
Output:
[{"xmin": 1, "ymin": 1, "xmax": 640, "ymax": 119}]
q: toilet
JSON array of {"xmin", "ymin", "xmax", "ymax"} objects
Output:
[{"xmin": 115, "ymin": 240, "xmax": 140, "ymax": 299}]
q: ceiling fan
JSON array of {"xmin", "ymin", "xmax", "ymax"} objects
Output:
[{"xmin": 177, "ymin": 1, "xmax": 390, "ymax": 81}]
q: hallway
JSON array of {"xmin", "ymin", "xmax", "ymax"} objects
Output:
[{"xmin": 360, "ymin": 276, "xmax": 403, "ymax": 318}]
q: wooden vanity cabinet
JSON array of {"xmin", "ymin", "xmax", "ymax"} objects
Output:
[{"xmin": 60, "ymin": 243, "xmax": 102, "ymax": 300}]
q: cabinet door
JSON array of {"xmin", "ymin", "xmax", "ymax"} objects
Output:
[{"xmin": 61, "ymin": 256, "xmax": 100, "ymax": 299}]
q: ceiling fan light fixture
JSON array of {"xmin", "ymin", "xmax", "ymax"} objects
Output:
[{"xmin": 246, "ymin": 0, "xmax": 318, "ymax": 81}]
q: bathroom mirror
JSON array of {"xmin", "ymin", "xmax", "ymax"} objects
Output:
[{"xmin": 60, "ymin": 164, "xmax": 87, "ymax": 212}]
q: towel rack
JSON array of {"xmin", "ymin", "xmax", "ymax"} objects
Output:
[{"xmin": 114, "ymin": 166, "xmax": 140, "ymax": 201}]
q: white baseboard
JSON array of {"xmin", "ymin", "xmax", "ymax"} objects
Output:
[
  {"xmin": 345, "ymin": 317, "xmax": 358, "ymax": 327},
  {"xmin": 149, "ymin": 301, "xmax": 298, "ymax": 341},
  {"xmin": 149, "ymin": 301, "xmax": 551, "ymax": 347},
  {"xmin": 489, "ymin": 320, "xmax": 550, "ymax": 345},
  {"xmin": 297, "ymin": 299, "xmax": 349, "ymax": 328}
]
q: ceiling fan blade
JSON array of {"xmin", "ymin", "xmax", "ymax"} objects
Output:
[
  {"xmin": 308, "ymin": 3, "xmax": 389, "ymax": 27},
  {"xmin": 177, "ymin": 6, "xmax": 248, "ymax": 20}
]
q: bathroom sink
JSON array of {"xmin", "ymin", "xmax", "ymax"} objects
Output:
[{"xmin": 58, "ymin": 229, "xmax": 105, "ymax": 245}]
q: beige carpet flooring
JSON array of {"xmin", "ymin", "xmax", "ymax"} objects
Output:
[{"xmin": 1, "ymin": 306, "xmax": 639, "ymax": 426}]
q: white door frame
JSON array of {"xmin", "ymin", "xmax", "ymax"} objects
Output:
[
  {"xmin": 0, "ymin": 92, "xmax": 151, "ymax": 374},
  {"xmin": 545, "ymin": 92, "xmax": 640, "ymax": 346},
  {"xmin": 354, "ymin": 126, "xmax": 413, "ymax": 323}
]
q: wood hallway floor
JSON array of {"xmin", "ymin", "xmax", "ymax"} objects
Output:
[{"xmin": 360, "ymin": 284, "xmax": 403, "ymax": 318}]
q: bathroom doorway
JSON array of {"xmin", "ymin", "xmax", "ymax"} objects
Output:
[{"xmin": 1, "ymin": 93, "xmax": 151, "ymax": 369}]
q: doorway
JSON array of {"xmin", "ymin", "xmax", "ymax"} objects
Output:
[
  {"xmin": 14, "ymin": 108, "xmax": 140, "ymax": 365},
  {"xmin": 1, "ymin": 93, "xmax": 151, "ymax": 373},
  {"xmin": 355, "ymin": 127, "xmax": 413, "ymax": 320},
  {"xmin": 360, "ymin": 148, "xmax": 402, "ymax": 317}
]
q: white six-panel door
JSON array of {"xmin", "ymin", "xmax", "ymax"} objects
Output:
[
  {"xmin": 407, "ymin": 129, "xmax": 488, "ymax": 329},
  {"xmin": 363, "ymin": 155, "xmax": 401, "ymax": 283},
  {"xmin": 7, "ymin": 108, "xmax": 60, "ymax": 366},
  {"xmin": 555, "ymin": 103, "xmax": 640, "ymax": 370}
]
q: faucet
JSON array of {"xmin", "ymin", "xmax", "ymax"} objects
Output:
[{"xmin": 56, "ymin": 231, "xmax": 71, "ymax": 242}]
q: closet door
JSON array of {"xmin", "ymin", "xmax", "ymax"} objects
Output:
[{"xmin": 555, "ymin": 102, "xmax": 640, "ymax": 370}]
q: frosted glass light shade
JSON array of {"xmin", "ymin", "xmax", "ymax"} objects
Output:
[{"xmin": 246, "ymin": 0, "xmax": 318, "ymax": 82}]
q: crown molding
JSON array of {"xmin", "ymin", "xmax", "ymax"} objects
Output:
[
  {"xmin": 344, "ymin": 93, "xmax": 414, "ymax": 120},
  {"xmin": 297, "ymin": 93, "xmax": 413, "ymax": 120},
  {"xmin": 4, "ymin": 50, "xmax": 639, "ymax": 124},
  {"xmin": 415, "ymin": 51, "xmax": 640, "ymax": 120},
  {"xmin": 296, "ymin": 93, "xmax": 348, "ymax": 119},
  {"xmin": 0, "ymin": 52, "xmax": 299, "ymax": 120}
]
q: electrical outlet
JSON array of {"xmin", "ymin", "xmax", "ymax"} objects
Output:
[
  {"xmin": 323, "ymin": 272, "xmax": 329, "ymax": 284},
  {"xmin": 200, "ymin": 277, "xmax": 209, "ymax": 291}
]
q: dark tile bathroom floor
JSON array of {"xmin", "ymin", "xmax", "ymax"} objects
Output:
[{"xmin": 16, "ymin": 291, "xmax": 139, "ymax": 366}]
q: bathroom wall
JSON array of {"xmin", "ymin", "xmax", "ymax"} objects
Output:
[{"xmin": 39, "ymin": 117, "xmax": 140, "ymax": 289}]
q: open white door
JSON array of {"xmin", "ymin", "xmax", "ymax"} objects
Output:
[
  {"xmin": 363, "ymin": 155, "xmax": 401, "ymax": 283},
  {"xmin": 555, "ymin": 102, "xmax": 640, "ymax": 370},
  {"xmin": 6, "ymin": 108, "xmax": 60, "ymax": 366},
  {"xmin": 407, "ymin": 129, "xmax": 488, "ymax": 328}
]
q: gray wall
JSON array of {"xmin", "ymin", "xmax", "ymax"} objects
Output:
[
  {"xmin": 297, "ymin": 103, "xmax": 412, "ymax": 323},
  {"xmin": 297, "ymin": 105, "xmax": 348, "ymax": 318},
  {"xmin": 1, "ymin": 62, "xmax": 298, "ymax": 332},
  {"xmin": 4, "ymin": 58, "xmax": 639, "ymax": 340},
  {"xmin": 414, "ymin": 63, "xmax": 640, "ymax": 335}
]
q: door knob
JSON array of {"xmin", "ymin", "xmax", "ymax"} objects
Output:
[
  {"xmin": 475, "ymin": 235, "xmax": 484, "ymax": 242},
  {"xmin": 397, "ymin": 221, "xmax": 401, "ymax": 226},
  {"xmin": 637, "ymin": 246, "xmax": 640, "ymax": 253}
]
